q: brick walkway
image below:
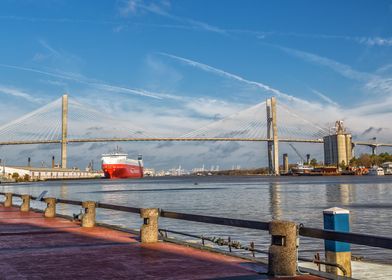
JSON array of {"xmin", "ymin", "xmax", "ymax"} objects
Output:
[{"xmin": 0, "ymin": 205, "xmax": 324, "ymax": 280}]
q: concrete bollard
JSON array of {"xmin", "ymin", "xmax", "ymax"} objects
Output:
[
  {"xmin": 323, "ymin": 207, "xmax": 352, "ymax": 277},
  {"xmin": 81, "ymin": 201, "xmax": 96, "ymax": 228},
  {"xmin": 140, "ymin": 208, "xmax": 159, "ymax": 243},
  {"xmin": 44, "ymin": 197, "xmax": 56, "ymax": 218},
  {"xmin": 4, "ymin": 193, "xmax": 13, "ymax": 207},
  {"xmin": 268, "ymin": 220, "xmax": 297, "ymax": 276},
  {"xmin": 20, "ymin": 195, "xmax": 31, "ymax": 212}
]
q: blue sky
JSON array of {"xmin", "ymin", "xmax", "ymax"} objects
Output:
[{"xmin": 0, "ymin": 0, "xmax": 392, "ymax": 169}]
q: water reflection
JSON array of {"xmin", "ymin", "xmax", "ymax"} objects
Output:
[
  {"xmin": 60, "ymin": 183, "xmax": 68, "ymax": 199},
  {"xmin": 269, "ymin": 182, "xmax": 282, "ymax": 220},
  {"xmin": 325, "ymin": 183, "xmax": 354, "ymax": 206}
]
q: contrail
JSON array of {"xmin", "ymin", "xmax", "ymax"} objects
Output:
[
  {"xmin": 158, "ymin": 52, "xmax": 314, "ymax": 106},
  {"xmin": 0, "ymin": 63, "xmax": 167, "ymax": 100}
]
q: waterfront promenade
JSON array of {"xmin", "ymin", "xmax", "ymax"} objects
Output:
[{"xmin": 0, "ymin": 204, "xmax": 324, "ymax": 280}]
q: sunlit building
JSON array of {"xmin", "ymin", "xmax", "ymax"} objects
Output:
[{"xmin": 323, "ymin": 121, "xmax": 353, "ymax": 166}]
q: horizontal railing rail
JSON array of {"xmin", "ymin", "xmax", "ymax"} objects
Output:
[
  {"xmin": 96, "ymin": 202, "xmax": 140, "ymax": 214},
  {"xmin": 299, "ymin": 226, "xmax": 392, "ymax": 250},
  {"xmin": 0, "ymin": 192, "xmax": 391, "ymax": 250},
  {"xmin": 160, "ymin": 210, "xmax": 270, "ymax": 230},
  {"xmin": 56, "ymin": 198, "xmax": 83, "ymax": 206}
]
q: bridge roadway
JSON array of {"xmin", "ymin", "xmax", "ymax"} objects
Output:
[{"xmin": 0, "ymin": 137, "xmax": 391, "ymax": 147}]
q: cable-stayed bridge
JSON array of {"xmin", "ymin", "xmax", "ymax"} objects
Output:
[{"xmin": 0, "ymin": 95, "xmax": 391, "ymax": 174}]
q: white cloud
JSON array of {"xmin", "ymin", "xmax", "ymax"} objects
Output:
[
  {"xmin": 278, "ymin": 46, "xmax": 392, "ymax": 95},
  {"xmin": 253, "ymin": 31, "xmax": 392, "ymax": 48},
  {"xmin": 376, "ymin": 63, "xmax": 392, "ymax": 74},
  {"xmin": 0, "ymin": 85, "xmax": 42, "ymax": 103},
  {"xmin": 357, "ymin": 37, "xmax": 392, "ymax": 47},
  {"xmin": 118, "ymin": 0, "xmax": 139, "ymax": 16},
  {"xmin": 118, "ymin": 0, "xmax": 227, "ymax": 35},
  {"xmin": 184, "ymin": 98, "xmax": 243, "ymax": 119}
]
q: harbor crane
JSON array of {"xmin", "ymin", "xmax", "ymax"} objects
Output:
[{"xmin": 289, "ymin": 143, "xmax": 308, "ymax": 164}]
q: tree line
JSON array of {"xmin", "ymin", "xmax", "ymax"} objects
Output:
[{"xmin": 349, "ymin": 152, "xmax": 392, "ymax": 167}]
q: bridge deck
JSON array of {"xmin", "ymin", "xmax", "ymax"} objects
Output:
[{"xmin": 0, "ymin": 205, "xmax": 324, "ymax": 280}]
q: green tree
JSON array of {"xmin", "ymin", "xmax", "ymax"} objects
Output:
[
  {"xmin": 11, "ymin": 173, "xmax": 19, "ymax": 180},
  {"xmin": 349, "ymin": 157, "xmax": 358, "ymax": 167},
  {"xmin": 357, "ymin": 154, "xmax": 372, "ymax": 167}
]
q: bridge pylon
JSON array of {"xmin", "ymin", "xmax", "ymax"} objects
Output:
[
  {"xmin": 266, "ymin": 97, "xmax": 279, "ymax": 175},
  {"xmin": 61, "ymin": 94, "xmax": 68, "ymax": 169}
]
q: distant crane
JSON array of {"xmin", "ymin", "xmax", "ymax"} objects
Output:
[{"xmin": 289, "ymin": 143, "xmax": 306, "ymax": 164}]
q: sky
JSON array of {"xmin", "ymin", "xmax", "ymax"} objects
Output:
[{"xmin": 0, "ymin": 0, "xmax": 392, "ymax": 170}]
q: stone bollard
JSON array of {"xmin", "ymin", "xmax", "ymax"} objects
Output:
[
  {"xmin": 323, "ymin": 207, "xmax": 352, "ymax": 277},
  {"xmin": 4, "ymin": 193, "xmax": 13, "ymax": 207},
  {"xmin": 81, "ymin": 201, "xmax": 96, "ymax": 228},
  {"xmin": 20, "ymin": 195, "xmax": 31, "ymax": 212},
  {"xmin": 268, "ymin": 220, "xmax": 298, "ymax": 276},
  {"xmin": 44, "ymin": 197, "xmax": 57, "ymax": 218},
  {"xmin": 140, "ymin": 208, "xmax": 159, "ymax": 243}
]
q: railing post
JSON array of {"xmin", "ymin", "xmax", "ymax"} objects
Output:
[
  {"xmin": 268, "ymin": 220, "xmax": 297, "ymax": 276},
  {"xmin": 81, "ymin": 201, "xmax": 96, "ymax": 227},
  {"xmin": 323, "ymin": 207, "xmax": 352, "ymax": 277},
  {"xmin": 20, "ymin": 194, "xmax": 31, "ymax": 212},
  {"xmin": 4, "ymin": 192, "xmax": 13, "ymax": 207},
  {"xmin": 140, "ymin": 208, "xmax": 159, "ymax": 243},
  {"xmin": 44, "ymin": 197, "xmax": 56, "ymax": 218}
]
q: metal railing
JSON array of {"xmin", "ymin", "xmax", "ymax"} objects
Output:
[
  {"xmin": 299, "ymin": 225, "xmax": 392, "ymax": 250},
  {"xmin": 1, "ymin": 191, "xmax": 391, "ymax": 251}
]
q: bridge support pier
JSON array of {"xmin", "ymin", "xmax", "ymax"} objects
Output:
[
  {"xmin": 61, "ymin": 94, "xmax": 68, "ymax": 169},
  {"xmin": 371, "ymin": 145, "xmax": 377, "ymax": 155},
  {"xmin": 266, "ymin": 97, "xmax": 279, "ymax": 175}
]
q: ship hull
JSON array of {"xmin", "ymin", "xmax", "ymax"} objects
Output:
[{"xmin": 102, "ymin": 163, "xmax": 143, "ymax": 179}]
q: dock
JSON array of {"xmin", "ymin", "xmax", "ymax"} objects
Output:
[{"xmin": 0, "ymin": 204, "xmax": 324, "ymax": 280}]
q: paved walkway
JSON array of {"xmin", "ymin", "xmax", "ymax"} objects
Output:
[
  {"xmin": 300, "ymin": 260, "xmax": 392, "ymax": 280},
  {"xmin": 0, "ymin": 205, "xmax": 324, "ymax": 280}
]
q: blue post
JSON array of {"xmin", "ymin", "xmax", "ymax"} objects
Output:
[{"xmin": 323, "ymin": 207, "xmax": 351, "ymax": 277}]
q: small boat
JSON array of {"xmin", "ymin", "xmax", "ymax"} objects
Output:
[
  {"xmin": 291, "ymin": 163, "xmax": 314, "ymax": 175},
  {"xmin": 368, "ymin": 166, "xmax": 384, "ymax": 176},
  {"xmin": 381, "ymin": 162, "xmax": 392, "ymax": 175}
]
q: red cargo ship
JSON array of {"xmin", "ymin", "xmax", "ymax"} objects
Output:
[{"xmin": 101, "ymin": 151, "xmax": 143, "ymax": 179}]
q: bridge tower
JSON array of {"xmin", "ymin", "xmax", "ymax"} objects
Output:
[
  {"xmin": 61, "ymin": 94, "xmax": 68, "ymax": 169},
  {"xmin": 266, "ymin": 97, "xmax": 279, "ymax": 175}
]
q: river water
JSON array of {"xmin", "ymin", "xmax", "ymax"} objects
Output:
[{"xmin": 0, "ymin": 176, "xmax": 391, "ymax": 263}]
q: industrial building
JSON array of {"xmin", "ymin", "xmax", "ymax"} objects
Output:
[
  {"xmin": 0, "ymin": 165, "xmax": 103, "ymax": 181},
  {"xmin": 323, "ymin": 121, "xmax": 353, "ymax": 167}
]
